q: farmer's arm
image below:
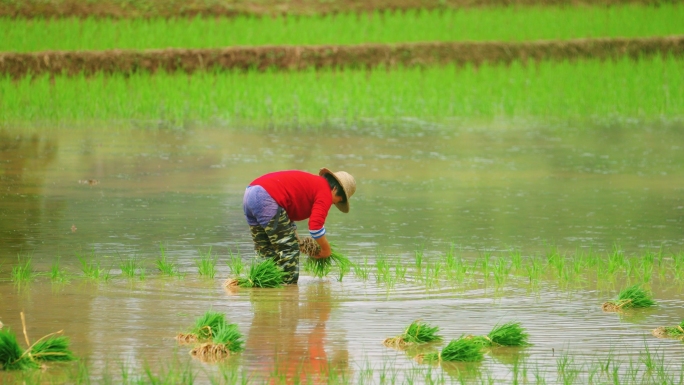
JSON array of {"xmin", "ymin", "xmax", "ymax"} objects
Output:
[
  {"xmin": 309, "ymin": 187, "xmax": 333, "ymax": 258},
  {"xmin": 314, "ymin": 235, "xmax": 332, "ymax": 259}
]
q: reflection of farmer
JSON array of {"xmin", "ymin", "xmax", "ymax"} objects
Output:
[
  {"xmin": 243, "ymin": 283, "xmax": 350, "ymax": 384},
  {"xmin": 243, "ymin": 168, "xmax": 356, "ymax": 284}
]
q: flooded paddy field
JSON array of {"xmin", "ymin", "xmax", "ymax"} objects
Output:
[{"xmin": 1, "ymin": 123, "xmax": 683, "ymax": 383}]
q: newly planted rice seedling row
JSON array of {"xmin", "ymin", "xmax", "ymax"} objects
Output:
[
  {"xmin": 2, "ymin": 343, "xmax": 680, "ymax": 384},
  {"xmin": 3, "ymin": 4, "xmax": 684, "ymax": 52},
  {"xmin": 2, "ymin": 56, "xmax": 682, "ymax": 125},
  {"xmin": 4, "ymin": 246, "xmax": 684, "ymax": 293}
]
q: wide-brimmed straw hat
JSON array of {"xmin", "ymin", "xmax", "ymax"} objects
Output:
[{"xmin": 319, "ymin": 167, "xmax": 356, "ymax": 213}]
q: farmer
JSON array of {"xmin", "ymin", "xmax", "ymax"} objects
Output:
[{"xmin": 242, "ymin": 168, "xmax": 356, "ymax": 284}]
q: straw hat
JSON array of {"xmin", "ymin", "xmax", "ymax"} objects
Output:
[{"xmin": 319, "ymin": 167, "xmax": 356, "ymax": 213}]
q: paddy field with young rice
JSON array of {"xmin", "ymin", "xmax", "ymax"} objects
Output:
[{"xmin": 1, "ymin": 0, "xmax": 684, "ymax": 384}]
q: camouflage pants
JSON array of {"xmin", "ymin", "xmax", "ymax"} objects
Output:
[{"xmin": 249, "ymin": 207, "xmax": 300, "ymax": 284}]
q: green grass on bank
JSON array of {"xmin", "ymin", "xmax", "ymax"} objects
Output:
[
  {"xmin": 1, "ymin": 55, "xmax": 682, "ymax": 127},
  {"xmin": 2, "ymin": 4, "xmax": 684, "ymax": 52}
]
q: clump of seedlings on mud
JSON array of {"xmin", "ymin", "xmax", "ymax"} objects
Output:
[
  {"xmin": 176, "ymin": 310, "xmax": 227, "ymax": 343},
  {"xmin": 300, "ymin": 237, "xmax": 353, "ymax": 279},
  {"xmin": 383, "ymin": 320, "xmax": 443, "ymax": 349},
  {"xmin": 652, "ymin": 320, "xmax": 684, "ymax": 340},
  {"xmin": 224, "ymin": 258, "xmax": 287, "ymax": 289},
  {"xmin": 418, "ymin": 336, "xmax": 484, "ymax": 363},
  {"xmin": 0, "ymin": 313, "xmax": 77, "ymax": 371},
  {"xmin": 602, "ymin": 284, "xmax": 656, "ymax": 312},
  {"xmin": 467, "ymin": 321, "xmax": 531, "ymax": 348},
  {"xmin": 176, "ymin": 311, "xmax": 244, "ymax": 363},
  {"xmin": 190, "ymin": 323, "xmax": 244, "ymax": 362}
]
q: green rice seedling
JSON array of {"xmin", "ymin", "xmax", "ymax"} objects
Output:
[
  {"xmin": 375, "ymin": 256, "xmax": 391, "ymax": 284},
  {"xmin": 492, "ymin": 258, "xmax": 509, "ymax": 286},
  {"xmin": 394, "ymin": 261, "xmax": 407, "ymax": 282},
  {"xmin": 224, "ymin": 258, "xmax": 287, "ymax": 289},
  {"xmin": 602, "ymin": 284, "xmax": 656, "ymax": 312},
  {"xmin": 300, "ymin": 238, "xmax": 353, "ymax": 280},
  {"xmin": 524, "ymin": 257, "xmax": 543, "ymax": 284},
  {"xmin": 49, "ymin": 258, "xmax": 69, "ymax": 283},
  {"xmin": 11, "ymin": 256, "xmax": 33, "ymax": 284},
  {"xmin": 29, "ymin": 334, "xmax": 76, "ymax": 363},
  {"xmin": 414, "ymin": 250, "xmax": 424, "ymax": 271},
  {"xmin": 509, "ymin": 250, "xmax": 523, "ymax": 271},
  {"xmin": 420, "ymin": 336, "xmax": 484, "ymax": 363},
  {"xmin": 353, "ymin": 257, "xmax": 371, "ymax": 281},
  {"xmin": 119, "ymin": 256, "xmax": 141, "ymax": 279},
  {"xmin": 176, "ymin": 310, "xmax": 227, "ymax": 343},
  {"xmin": 383, "ymin": 320, "xmax": 443, "ymax": 349},
  {"xmin": 190, "ymin": 322, "xmax": 244, "ymax": 362},
  {"xmin": 305, "ymin": 250, "xmax": 353, "ymax": 280},
  {"xmin": 652, "ymin": 320, "xmax": 684, "ymax": 340},
  {"xmin": 226, "ymin": 251, "xmax": 244, "ymax": 276},
  {"xmin": 469, "ymin": 322, "xmax": 531, "ymax": 348},
  {"xmin": 156, "ymin": 243, "xmax": 180, "ymax": 277},
  {"xmin": 1, "ymin": 315, "xmax": 77, "ymax": 371},
  {"xmin": 196, "ymin": 247, "xmax": 217, "ymax": 279},
  {"xmin": 0, "ymin": 328, "xmax": 37, "ymax": 371},
  {"xmin": 78, "ymin": 253, "xmax": 111, "ymax": 281}
]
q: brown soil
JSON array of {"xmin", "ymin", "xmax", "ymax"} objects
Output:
[
  {"xmin": 0, "ymin": 0, "xmax": 676, "ymax": 19},
  {"xmin": 1, "ymin": 36, "xmax": 682, "ymax": 79}
]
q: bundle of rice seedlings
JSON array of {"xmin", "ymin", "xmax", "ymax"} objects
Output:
[
  {"xmin": 419, "ymin": 336, "xmax": 484, "ymax": 363},
  {"xmin": 468, "ymin": 322, "xmax": 530, "ymax": 348},
  {"xmin": 300, "ymin": 237, "xmax": 353, "ymax": 279},
  {"xmin": 383, "ymin": 320, "xmax": 443, "ymax": 349},
  {"xmin": 0, "ymin": 329, "xmax": 36, "ymax": 371},
  {"xmin": 602, "ymin": 284, "xmax": 656, "ymax": 312},
  {"xmin": 29, "ymin": 334, "xmax": 76, "ymax": 363},
  {"xmin": 652, "ymin": 320, "xmax": 684, "ymax": 339},
  {"xmin": 190, "ymin": 323, "xmax": 244, "ymax": 362},
  {"xmin": 223, "ymin": 258, "xmax": 287, "ymax": 289},
  {"xmin": 176, "ymin": 310, "xmax": 227, "ymax": 343},
  {"xmin": 1, "ymin": 328, "xmax": 76, "ymax": 371}
]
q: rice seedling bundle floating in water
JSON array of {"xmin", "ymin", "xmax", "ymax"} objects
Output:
[
  {"xmin": 190, "ymin": 323, "xmax": 244, "ymax": 362},
  {"xmin": 419, "ymin": 336, "xmax": 484, "ymax": 363},
  {"xmin": 602, "ymin": 284, "xmax": 656, "ymax": 312},
  {"xmin": 300, "ymin": 237, "xmax": 353, "ymax": 279},
  {"xmin": 467, "ymin": 321, "xmax": 530, "ymax": 348},
  {"xmin": 176, "ymin": 310, "xmax": 228, "ymax": 343},
  {"xmin": 383, "ymin": 320, "xmax": 443, "ymax": 349},
  {"xmin": 223, "ymin": 258, "xmax": 287, "ymax": 288},
  {"xmin": 652, "ymin": 320, "xmax": 684, "ymax": 340}
]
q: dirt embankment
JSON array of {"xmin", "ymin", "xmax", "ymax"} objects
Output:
[
  {"xmin": 0, "ymin": 0, "xmax": 677, "ymax": 18},
  {"xmin": 1, "ymin": 36, "xmax": 682, "ymax": 79}
]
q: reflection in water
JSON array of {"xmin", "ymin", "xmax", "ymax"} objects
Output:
[
  {"xmin": 0, "ymin": 131, "xmax": 59, "ymax": 251},
  {"xmin": 243, "ymin": 283, "xmax": 350, "ymax": 384}
]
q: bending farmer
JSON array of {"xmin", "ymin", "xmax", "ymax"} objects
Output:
[{"xmin": 242, "ymin": 168, "xmax": 356, "ymax": 284}]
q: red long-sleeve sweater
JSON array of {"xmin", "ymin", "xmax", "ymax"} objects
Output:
[{"xmin": 250, "ymin": 171, "xmax": 332, "ymax": 238}]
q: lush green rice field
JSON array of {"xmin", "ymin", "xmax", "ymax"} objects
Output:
[
  {"xmin": 2, "ymin": 4, "xmax": 683, "ymax": 52},
  {"xmin": 2, "ymin": 55, "xmax": 681, "ymax": 127}
]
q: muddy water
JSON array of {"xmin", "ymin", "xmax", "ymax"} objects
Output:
[{"xmin": 1, "ymin": 123, "xmax": 684, "ymax": 383}]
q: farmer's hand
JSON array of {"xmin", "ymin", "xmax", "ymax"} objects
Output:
[{"xmin": 314, "ymin": 235, "xmax": 332, "ymax": 259}]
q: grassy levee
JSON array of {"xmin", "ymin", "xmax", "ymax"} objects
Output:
[
  {"xmin": 1, "ymin": 54, "xmax": 682, "ymax": 126},
  {"xmin": 3, "ymin": 4, "xmax": 684, "ymax": 51},
  {"xmin": 0, "ymin": 0, "xmax": 677, "ymax": 19},
  {"xmin": 1, "ymin": 36, "xmax": 683, "ymax": 79}
]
